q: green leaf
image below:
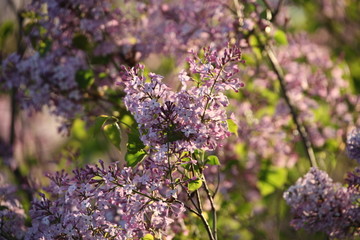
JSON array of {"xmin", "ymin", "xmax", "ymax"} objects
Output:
[
  {"xmin": 103, "ymin": 122, "xmax": 121, "ymax": 150},
  {"xmin": 206, "ymin": 155, "xmax": 220, "ymax": 166},
  {"xmin": 313, "ymin": 104, "xmax": 330, "ymax": 126},
  {"xmin": 72, "ymin": 119, "xmax": 87, "ymax": 140},
  {"xmin": 38, "ymin": 38, "xmax": 52, "ymax": 56},
  {"xmin": 142, "ymin": 234, "xmax": 154, "ymax": 240},
  {"xmin": 156, "ymin": 57, "xmax": 175, "ymax": 76},
  {"xmin": 180, "ymin": 157, "xmax": 192, "ymax": 170},
  {"xmin": 90, "ymin": 55, "xmax": 111, "ymax": 65},
  {"xmin": 0, "ymin": 205, "xmax": 9, "ymax": 211},
  {"xmin": 249, "ymin": 35, "xmax": 262, "ymax": 60},
  {"xmin": 127, "ymin": 130, "xmax": 145, "ymax": 153},
  {"xmin": 257, "ymin": 166, "xmax": 288, "ymax": 196},
  {"xmin": 76, "ymin": 69, "xmax": 95, "ymax": 89},
  {"xmin": 92, "ymin": 176, "xmax": 103, "ymax": 181},
  {"xmin": 234, "ymin": 143, "xmax": 246, "ymax": 160},
  {"xmin": 124, "ymin": 127, "xmax": 146, "ymax": 167},
  {"xmin": 274, "ymin": 30, "xmax": 288, "ymax": 45},
  {"xmin": 0, "ymin": 21, "xmax": 14, "ymax": 47},
  {"xmin": 227, "ymin": 119, "xmax": 238, "ymax": 137},
  {"xmin": 260, "ymin": 9, "xmax": 272, "ymax": 21},
  {"xmin": 257, "ymin": 181, "xmax": 275, "ymax": 196},
  {"xmin": 72, "ymin": 33, "xmax": 91, "ymax": 51},
  {"xmin": 188, "ymin": 178, "xmax": 203, "ymax": 192},
  {"xmin": 125, "ymin": 149, "xmax": 146, "ymax": 167},
  {"xmin": 192, "ymin": 149, "xmax": 202, "ymax": 161},
  {"xmin": 267, "ymin": 167, "xmax": 287, "ymax": 188},
  {"xmin": 92, "ymin": 115, "xmax": 110, "ymax": 137},
  {"xmin": 241, "ymin": 53, "xmax": 256, "ymax": 66},
  {"xmin": 120, "ymin": 115, "xmax": 135, "ymax": 129}
]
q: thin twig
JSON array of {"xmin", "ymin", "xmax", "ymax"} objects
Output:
[
  {"xmin": 265, "ymin": 45, "xmax": 318, "ymax": 167},
  {"xmin": 231, "ymin": 0, "xmax": 318, "ymax": 167},
  {"xmin": 198, "ymin": 211, "xmax": 215, "ymax": 240},
  {"xmin": 189, "ymin": 162, "xmax": 215, "ymax": 240},
  {"xmin": 180, "ymin": 184, "xmax": 201, "ymax": 213},
  {"xmin": 200, "ymin": 65, "xmax": 225, "ymax": 122},
  {"xmin": 5, "ymin": 0, "xmax": 35, "ymax": 205},
  {"xmin": 7, "ymin": 0, "xmax": 23, "ymax": 149},
  {"xmin": 195, "ymin": 189, "xmax": 203, "ymax": 212},
  {"xmin": 182, "ymin": 181, "xmax": 215, "ymax": 240},
  {"xmin": 5, "ymin": 0, "xmax": 17, "ymax": 14},
  {"xmin": 174, "ymin": 199, "xmax": 201, "ymax": 217},
  {"xmin": 213, "ymin": 167, "xmax": 220, "ymax": 197},
  {"xmin": 202, "ymin": 176, "xmax": 218, "ymax": 240},
  {"xmin": 167, "ymin": 143, "xmax": 175, "ymax": 189},
  {"xmin": 262, "ymin": 0, "xmax": 273, "ymax": 13},
  {"xmin": 273, "ymin": 0, "xmax": 285, "ymax": 19},
  {"xmin": 262, "ymin": 0, "xmax": 284, "ymax": 21}
]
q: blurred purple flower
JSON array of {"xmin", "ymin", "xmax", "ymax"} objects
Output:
[
  {"xmin": 284, "ymin": 167, "xmax": 360, "ymax": 238},
  {"xmin": 347, "ymin": 128, "xmax": 360, "ymax": 163}
]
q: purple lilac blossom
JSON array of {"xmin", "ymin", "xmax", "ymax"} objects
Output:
[
  {"xmin": 347, "ymin": 128, "xmax": 360, "ymax": 163},
  {"xmin": 26, "ymin": 160, "xmax": 185, "ymax": 239},
  {"xmin": 284, "ymin": 167, "xmax": 359, "ymax": 238},
  {"xmin": 221, "ymin": 33, "xmax": 355, "ymax": 169},
  {"xmin": 123, "ymin": 45, "xmax": 243, "ymax": 156},
  {"xmin": 0, "ymin": 0, "xmax": 241, "ymax": 131}
]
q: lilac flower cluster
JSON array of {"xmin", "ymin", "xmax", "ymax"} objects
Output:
[
  {"xmin": 146, "ymin": 0, "xmax": 234, "ymax": 55},
  {"xmin": 27, "ymin": 1, "xmax": 120, "ymax": 51},
  {"xmin": 123, "ymin": 45, "xmax": 243, "ymax": 155},
  {"xmin": 24, "ymin": 43, "xmax": 244, "ymax": 238},
  {"xmin": 224, "ymin": 33, "xmax": 356, "ymax": 169},
  {"xmin": 283, "ymin": 168, "xmax": 356, "ymax": 238},
  {"xmin": 277, "ymin": 34, "xmax": 353, "ymax": 131},
  {"xmin": 214, "ymin": 32, "xmax": 357, "ymax": 204},
  {"xmin": 0, "ymin": 6, "xmax": 244, "ymax": 233},
  {"xmin": 2, "ymin": 51, "xmax": 85, "ymax": 121},
  {"xmin": 347, "ymin": 128, "xmax": 360, "ymax": 163},
  {"xmin": 26, "ymin": 160, "xmax": 185, "ymax": 239},
  {"xmin": 0, "ymin": 0, "xmax": 240, "ymax": 129},
  {"xmin": 284, "ymin": 128, "xmax": 360, "ymax": 238},
  {"xmin": 1, "ymin": 0, "xmax": 122, "ymax": 127}
]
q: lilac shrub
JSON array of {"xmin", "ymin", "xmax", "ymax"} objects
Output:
[
  {"xmin": 123, "ymin": 0, "xmax": 234, "ymax": 56},
  {"xmin": 1, "ymin": 0, "xmax": 358, "ymax": 238},
  {"xmin": 215, "ymin": 33, "xmax": 357, "ymax": 211},
  {"xmin": 15, "ymin": 45, "xmax": 243, "ymax": 239},
  {"xmin": 1, "ymin": 0, "xmax": 122, "ymax": 127},
  {"xmin": 230, "ymin": 33, "xmax": 355, "ymax": 168},
  {"xmin": 0, "ymin": 0, "xmax": 238, "ymax": 132},
  {"xmin": 2, "ymin": 51, "xmax": 86, "ymax": 122}
]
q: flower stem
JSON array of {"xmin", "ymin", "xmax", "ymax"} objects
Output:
[{"xmin": 202, "ymin": 176, "xmax": 218, "ymax": 240}]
